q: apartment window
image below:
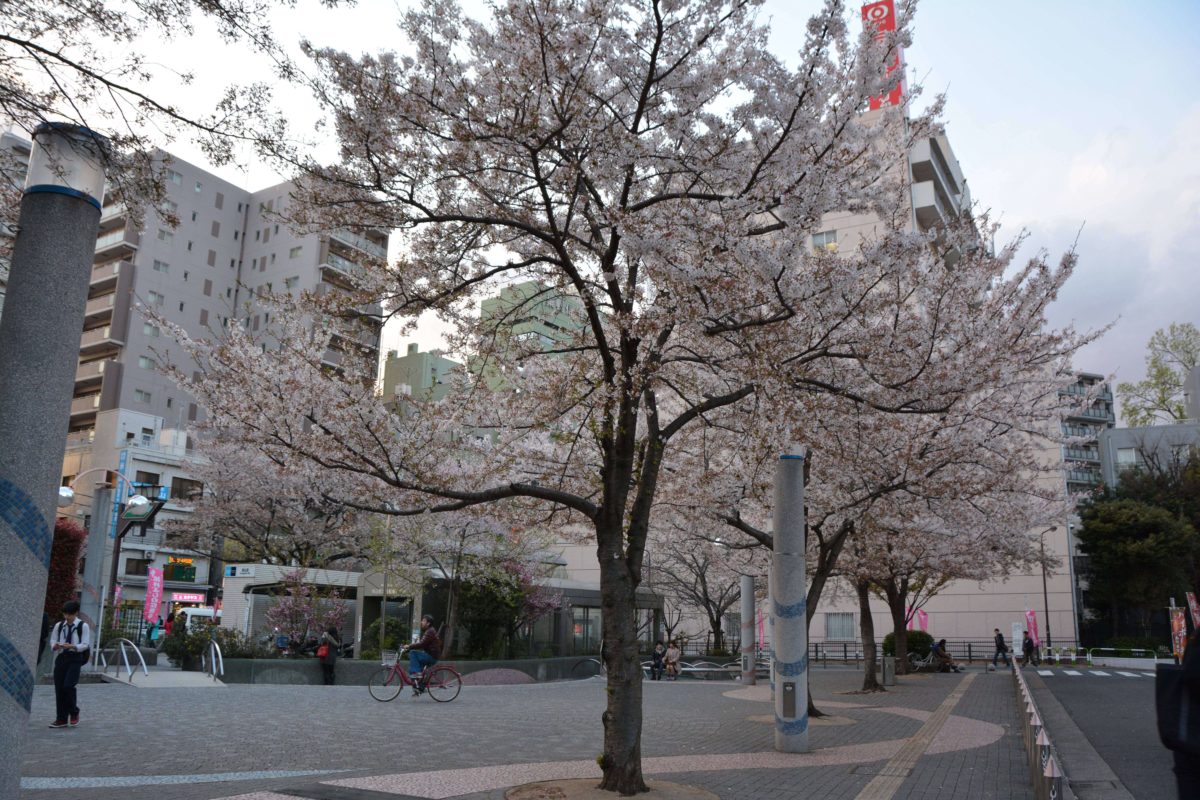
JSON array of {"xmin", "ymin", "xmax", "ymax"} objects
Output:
[
  {"xmin": 812, "ymin": 230, "xmax": 838, "ymax": 253},
  {"xmin": 187, "ymin": 241, "xmax": 193, "ymax": 251},
  {"xmin": 199, "ymin": 309, "xmax": 209, "ymax": 326},
  {"xmin": 210, "ymin": 221, "xmax": 221, "ymax": 238},
  {"xmin": 157, "ymin": 229, "xmax": 173, "ymax": 243},
  {"xmin": 215, "ymin": 192, "xmax": 224, "ymax": 210},
  {"xmin": 134, "ymin": 389, "xmax": 152, "ymax": 404},
  {"xmin": 138, "ymin": 356, "xmax": 153, "ymax": 369},
  {"xmin": 203, "ymin": 278, "xmax": 212, "ymax": 297},
  {"xmin": 266, "ymin": 282, "xmax": 273, "ymax": 293},
  {"xmin": 170, "ymin": 477, "xmax": 204, "ymax": 500},
  {"xmin": 264, "ymin": 312, "xmax": 270, "ymax": 324},
  {"xmin": 166, "ymin": 397, "xmax": 173, "ymax": 408},
  {"xmin": 161, "ymin": 199, "xmax": 178, "ymax": 214},
  {"xmin": 178, "ymin": 301, "xmax": 185, "ymax": 312},
  {"xmin": 255, "ymin": 230, "xmax": 260, "ymax": 241},
  {"xmin": 825, "ymin": 612, "xmax": 855, "ymax": 641},
  {"xmin": 140, "ymin": 426, "xmax": 154, "ymax": 445},
  {"xmin": 152, "ymin": 259, "xmax": 169, "ymax": 274},
  {"xmin": 188, "ymin": 402, "xmax": 198, "ymax": 421},
  {"xmin": 166, "ymin": 169, "xmax": 182, "ymax": 185},
  {"xmin": 124, "ymin": 558, "xmax": 151, "ymax": 577},
  {"xmin": 233, "ymin": 230, "xmax": 239, "ymax": 241},
  {"xmin": 191, "ymin": 211, "xmax": 197, "ymax": 222},
  {"xmin": 252, "ymin": 315, "xmax": 260, "ymax": 331},
  {"xmin": 142, "ymin": 322, "xmax": 159, "ymax": 338},
  {"xmin": 237, "ymin": 202, "xmax": 243, "ymax": 212},
  {"xmin": 147, "ymin": 290, "xmax": 164, "ymax": 306},
  {"xmin": 284, "ymin": 276, "xmax": 300, "ymax": 290},
  {"xmin": 229, "ymin": 259, "xmax": 236, "ymax": 268},
  {"xmin": 1116, "ymin": 448, "xmax": 1137, "ymax": 468},
  {"xmin": 195, "ymin": 180, "xmax": 203, "ymax": 193},
  {"xmin": 135, "ymin": 469, "xmax": 160, "ymax": 485},
  {"xmin": 289, "ymin": 246, "xmax": 303, "ymax": 259},
  {"xmin": 274, "ymin": 224, "xmax": 279, "ymax": 235},
  {"xmin": 270, "ymin": 253, "xmax": 276, "ymax": 264},
  {"xmin": 183, "ymin": 270, "xmax": 189, "ymax": 281},
  {"xmin": 225, "ymin": 287, "xmax": 232, "ymax": 298},
  {"xmin": 263, "ymin": 227, "xmax": 271, "ymax": 243}
]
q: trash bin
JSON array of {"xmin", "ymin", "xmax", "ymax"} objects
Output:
[{"xmin": 882, "ymin": 656, "xmax": 896, "ymax": 685}]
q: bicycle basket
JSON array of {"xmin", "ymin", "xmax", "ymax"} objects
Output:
[{"xmin": 382, "ymin": 650, "xmax": 399, "ymax": 665}]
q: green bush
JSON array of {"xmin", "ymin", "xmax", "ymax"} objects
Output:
[
  {"xmin": 358, "ymin": 616, "xmax": 409, "ymax": 662},
  {"xmin": 161, "ymin": 627, "xmax": 211, "ymax": 665},
  {"xmin": 882, "ymin": 630, "xmax": 933, "ymax": 658}
]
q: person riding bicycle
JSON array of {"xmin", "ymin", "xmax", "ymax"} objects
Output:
[{"xmin": 405, "ymin": 614, "xmax": 441, "ymax": 688}]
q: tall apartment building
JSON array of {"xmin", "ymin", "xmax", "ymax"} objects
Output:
[
  {"xmin": 1061, "ymin": 373, "xmax": 1116, "ymax": 495},
  {"xmin": 52, "ymin": 149, "xmax": 388, "ymax": 629},
  {"xmin": 381, "ymin": 343, "xmax": 460, "ymax": 406}
]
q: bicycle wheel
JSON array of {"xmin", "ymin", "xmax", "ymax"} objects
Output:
[
  {"xmin": 368, "ymin": 666, "xmax": 404, "ymax": 701},
  {"xmin": 426, "ymin": 666, "xmax": 462, "ymax": 702}
]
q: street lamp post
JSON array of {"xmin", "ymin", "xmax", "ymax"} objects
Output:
[
  {"xmin": 0, "ymin": 123, "xmax": 107, "ymax": 799},
  {"xmin": 1041, "ymin": 525, "xmax": 1057, "ymax": 650}
]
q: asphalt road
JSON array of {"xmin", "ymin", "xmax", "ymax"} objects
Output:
[{"xmin": 1036, "ymin": 670, "xmax": 1176, "ymax": 799}]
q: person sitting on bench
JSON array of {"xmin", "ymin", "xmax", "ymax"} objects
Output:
[{"xmin": 931, "ymin": 639, "xmax": 962, "ymax": 673}]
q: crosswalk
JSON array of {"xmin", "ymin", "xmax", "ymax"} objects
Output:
[{"xmin": 1035, "ymin": 668, "xmax": 1157, "ymax": 678}]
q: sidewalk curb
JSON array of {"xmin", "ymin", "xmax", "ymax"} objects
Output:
[{"xmin": 1025, "ymin": 671, "xmax": 1134, "ymax": 800}]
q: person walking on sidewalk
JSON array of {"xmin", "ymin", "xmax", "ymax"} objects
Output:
[
  {"xmin": 318, "ymin": 626, "xmax": 341, "ymax": 685},
  {"xmin": 992, "ymin": 628, "xmax": 1011, "ymax": 670},
  {"xmin": 49, "ymin": 600, "xmax": 90, "ymax": 728}
]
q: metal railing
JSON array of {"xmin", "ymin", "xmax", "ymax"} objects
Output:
[
  {"xmin": 1086, "ymin": 646, "xmax": 1158, "ymax": 668},
  {"xmin": 1014, "ymin": 662, "xmax": 1066, "ymax": 799},
  {"xmin": 201, "ymin": 638, "xmax": 224, "ymax": 680},
  {"xmin": 97, "ymin": 637, "xmax": 150, "ymax": 682}
]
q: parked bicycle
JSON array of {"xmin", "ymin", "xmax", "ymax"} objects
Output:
[{"xmin": 369, "ymin": 652, "xmax": 462, "ymax": 702}]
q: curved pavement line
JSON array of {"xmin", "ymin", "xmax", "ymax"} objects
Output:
[
  {"xmin": 218, "ymin": 699, "xmax": 1000, "ymax": 800},
  {"xmin": 21, "ymin": 769, "xmax": 347, "ymax": 790}
]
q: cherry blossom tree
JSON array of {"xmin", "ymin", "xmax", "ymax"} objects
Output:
[
  {"xmin": 155, "ymin": 0, "xmax": 1100, "ymax": 790},
  {"xmin": 165, "ymin": 439, "xmax": 373, "ymax": 569}
]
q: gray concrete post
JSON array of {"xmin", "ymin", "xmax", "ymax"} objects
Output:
[
  {"xmin": 0, "ymin": 124, "xmax": 104, "ymax": 798},
  {"xmin": 772, "ymin": 450, "xmax": 808, "ymax": 752},
  {"xmin": 740, "ymin": 574, "xmax": 756, "ymax": 685}
]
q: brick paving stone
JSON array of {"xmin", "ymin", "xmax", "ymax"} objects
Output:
[{"xmin": 20, "ymin": 666, "xmax": 1037, "ymax": 800}]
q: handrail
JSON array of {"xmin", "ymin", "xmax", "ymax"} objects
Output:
[
  {"xmin": 99, "ymin": 637, "xmax": 149, "ymax": 682},
  {"xmin": 200, "ymin": 638, "xmax": 224, "ymax": 680},
  {"xmin": 1086, "ymin": 646, "xmax": 1158, "ymax": 666},
  {"xmin": 1013, "ymin": 662, "xmax": 1066, "ymax": 798}
]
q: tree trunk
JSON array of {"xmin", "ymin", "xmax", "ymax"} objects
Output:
[
  {"xmin": 884, "ymin": 584, "xmax": 910, "ymax": 675},
  {"xmin": 597, "ymin": 543, "xmax": 648, "ymax": 795},
  {"xmin": 858, "ymin": 580, "xmax": 883, "ymax": 692},
  {"xmin": 803, "ymin": 519, "xmax": 853, "ymax": 717},
  {"xmin": 443, "ymin": 576, "xmax": 461, "ymax": 657},
  {"xmin": 710, "ymin": 618, "xmax": 723, "ymax": 654}
]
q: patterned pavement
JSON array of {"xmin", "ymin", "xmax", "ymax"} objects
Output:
[{"xmin": 20, "ymin": 667, "xmax": 1034, "ymax": 800}]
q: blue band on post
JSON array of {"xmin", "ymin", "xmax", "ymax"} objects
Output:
[
  {"xmin": 24, "ymin": 184, "xmax": 102, "ymax": 211},
  {"xmin": 0, "ymin": 478, "xmax": 51, "ymax": 568},
  {"xmin": 774, "ymin": 598, "xmax": 807, "ymax": 619},
  {"xmin": 0, "ymin": 633, "xmax": 34, "ymax": 711},
  {"xmin": 779, "ymin": 454, "xmax": 805, "ymax": 460},
  {"xmin": 774, "ymin": 655, "xmax": 809, "ymax": 677},
  {"xmin": 775, "ymin": 715, "xmax": 809, "ymax": 735}
]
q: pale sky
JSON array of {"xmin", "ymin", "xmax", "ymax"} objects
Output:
[{"xmin": 149, "ymin": 0, "xmax": 1200, "ymax": 409}]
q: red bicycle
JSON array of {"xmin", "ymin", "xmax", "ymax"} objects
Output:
[{"xmin": 368, "ymin": 652, "xmax": 462, "ymax": 702}]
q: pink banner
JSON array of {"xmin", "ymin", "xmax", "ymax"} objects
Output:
[
  {"xmin": 917, "ymin": 609, "xmax": 928, "ymax": 632},
  {"xmin": 906, "ymin": 606, "xmax": 915, "ymax": 630},
  {"xmin": 113, "ymin": 584, "xmax": 122, "ymax": 605},
  {"xmin": 1172, "ymin": 607, "xmax": 1188, "ymax": 662},
  {"xmin": 144, "ymin": 567, "xmax": 163, "ymax": 623},
  {"xmin": 1025, "ymin": 609, "xmax": 1040, "ymax": 647},
  {"xmin": 1187, "ymin": 593, "xmax": 1200, "ymax": 629}
]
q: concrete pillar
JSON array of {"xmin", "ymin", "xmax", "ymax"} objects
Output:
[
  {"xmin": 0, "ymin": 123, "xmax": 105, "ymax": 799},
  {"xmin": 772, "ymin": 450, "xmax": 808, "ymax": 752},
  {"xmin": 740, "ymin": 574, "xmax": 756, "ymax": 685}
]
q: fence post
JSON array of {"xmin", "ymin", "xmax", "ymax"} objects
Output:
[{"xmin": 968, "ymin": 642, "xmax": 973, "ymax": 663}]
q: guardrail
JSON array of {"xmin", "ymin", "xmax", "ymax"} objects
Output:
[
  {"xmin": 1086, "ymin": 647, "xmax": 1158, "ymax": 668},
  {"xmin": 200, "ymin": 639, "xmax": 224, "ymax": 680},
  {"xmin": 1013, "ymin": 662, "xmax": 1066, "ymax": 800},
  {"xmin": 97, "ymin": 638, "xmax": 150, "ymax": 682}
]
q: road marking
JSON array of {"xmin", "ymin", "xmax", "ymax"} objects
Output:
[
  {"xmin": 1063, "ymin": 670, "xmax": 1082, "ymax": 676},
  {"xmin": 1142, "ymin": 672, "xmax": 1157, "ymax": 677},
  {"xmin": 852, "ymin": 672, "xmax": 976, "ymax": 800},
  {"xmin": 1037, "ymin": 670, "xmax": 1054, "ymax": 676},
  {"xmin": 1116, "ymin": 671, "xmax": 1140, "ymax": 677},
  {"xmin": 22, "ymin": 770, "xmax": 346, "ymax": 790},
  {"xmin": 1092, "ymin": 671, "xmax": 1111, "ymax": 676}
]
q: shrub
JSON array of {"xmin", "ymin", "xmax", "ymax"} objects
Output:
[
  {"xmin": 44, "ymin": 518, "xmax": 87, "ymax": 615},
  {"xmin": 161, "ymin": 626, "xmax": 211, "ymax": 665},
  {"xmin": 357, "ymin": 616, "xmax": 409, "ymax": 662},
  {"xmin": 882, "ymin": 630, "xmax": 933, "ymax": 658}
]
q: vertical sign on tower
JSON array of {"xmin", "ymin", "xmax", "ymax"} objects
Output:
[
  {"xmin": 108, "ymin": 448, "xmax": 128, "ymax": 538},
  {"xmin": 861, "ymin": 0, "xmax": 905, "ymax": 110},
  {"xmin": 144, "ymin": 567, "xmax": 163, "ymax": 623}
]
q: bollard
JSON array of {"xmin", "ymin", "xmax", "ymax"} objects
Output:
[{"xmin": 882, "ymin": 656, "xmax": 896, "ymax": 686}]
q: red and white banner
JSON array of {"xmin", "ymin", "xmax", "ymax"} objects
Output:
[
  {"xmin": 1186, "ymin": 593, "xmax": 1200, "ymax": 629},
  {"xmin": 861, "ymin": 1, "xmax": 905, "ymax": 110},
  {"xmin": 917, "ymin": 609, "xmax": 928, "ymax": 632},
  {"xmin": 1025, "ymin": 609, "xmax": 1041, "ymax": 647},
  {"xmin": 1171, "ymin": 607, "xmax": 1189, "ymax": 661},
  {"xmin": 144, "ymin": 567, "xmax": 164, "ymax": 623},
  {"xmin": 171, "ymin": 592, "xmax": 206, "ymax": 603}
]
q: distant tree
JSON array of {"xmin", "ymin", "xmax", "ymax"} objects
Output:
[
  {"xmin": 43, "ymin": 518, "xmax": 86, "ymax": 615},
  {"xmin": 1117, "ymin": 323, "xmax": 1200, "ymax": 426},
  {"xmin": 1075, "ymin": 498, "xmax": 1200, "ymax": 639}
]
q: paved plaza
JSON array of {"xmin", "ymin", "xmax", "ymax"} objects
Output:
[{"xmin": 18, "ymin": 667, "xmax": 1042, "ymax": 800}]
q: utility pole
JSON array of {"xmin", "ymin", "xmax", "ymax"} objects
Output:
[
  {"xmin": 0, "ymin": 123, "xmax": 106, "ymax": 799},
  {"xmin": 772, "ymin": 448, "xmax": 808, "ymax": 753}
]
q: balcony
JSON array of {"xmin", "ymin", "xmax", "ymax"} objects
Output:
[
  {"xmin": 98, "ymin": 202, "xmax": 128, "ymax": 227},
  {"xmin": 911, "ymin": 180, "xmax": 954, "ymax": 232},
  {"xmin": 74, "ymin": 358, "xmax": 112, "ymax": 388},
  {"xmin": 79, "ymin": 325, "xmax": 122, "ymax": 354},
  {"xmin": 70, "ymin": 393, "xmax": 101, "ymax": 419},
  {"xmin": 1063, "ymin": 446, "xmax": 1101, "ymax": 463},
  {"xmin": 329, "ymin": 229, "xmax": 387, "ymax": 261},
  {"xmin": 90, "ymin": 260, "xmax": 126, "ymax": 291},
  {"xmin": 83, "ymin": 292, "xmax": 116, "ymax": 324},
  {"xmin": 320, "ymin": 252, "xmax": 365, "ymax": 288},
  {"xmin": 93, "ymin": 227, "xmax": 140, "ymax": 262}
]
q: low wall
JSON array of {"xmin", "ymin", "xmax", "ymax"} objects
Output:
[{"xmin": 219, "ymin": 655, "xmax": 601, "ymax": 686}]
